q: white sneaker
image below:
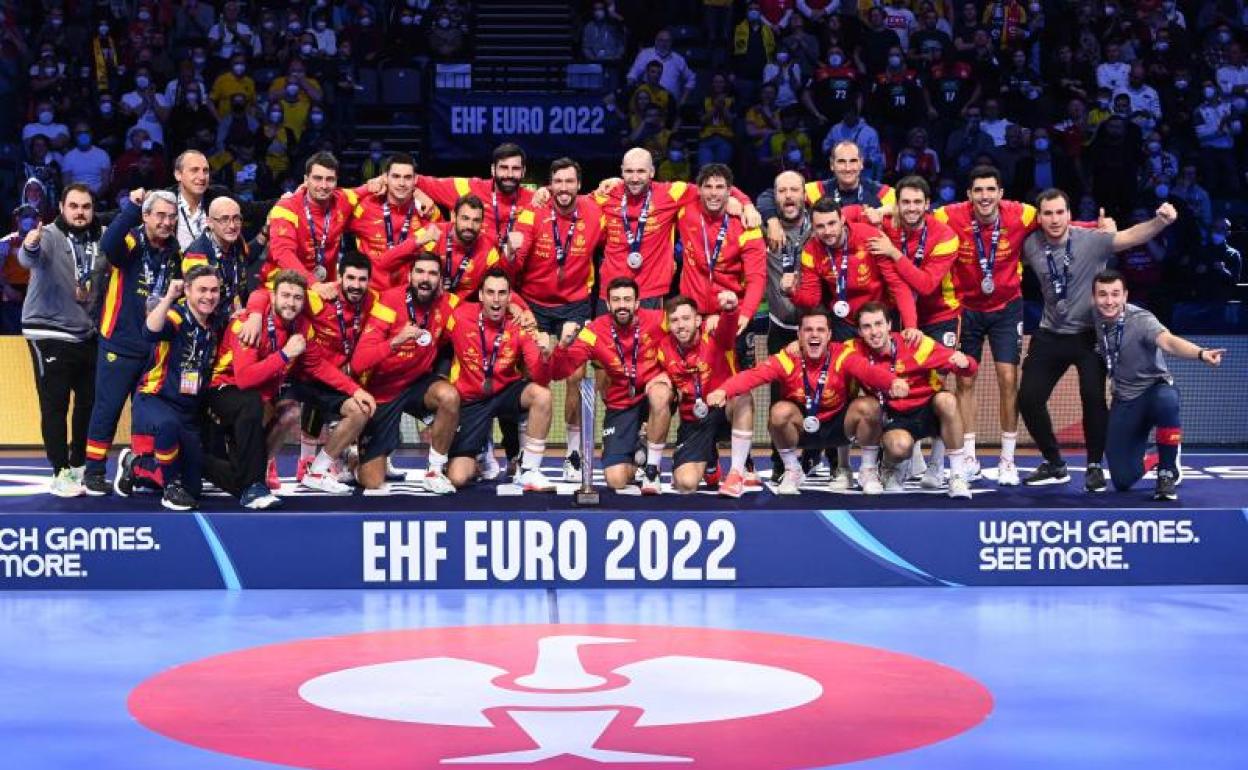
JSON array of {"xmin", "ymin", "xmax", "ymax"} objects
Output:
[
  {"xmin": 965, "ymin": 455, "xmax": 983, "ymax": 481},
  {"xmin": 518, "ymin": 468, "xmax": 555, "ymax": 492},
  {"xmin": 776, "ymin": 468, "xmax": 805, "ymax": 495},
  {"xmin": 908, "ymin": 455, "xmax": 927, "ymax": 480},
  {"xmin": 859, "ymin": 466, "xmax": 883, "ymax": 495},
  {"xmin": 948, "ymin": 474, "xmax": 972, "ymax": 499},
  {"xmin": 301, "ymin": 470, "xmax": 353, "ymax": 494},
  {"xmin": 422, "ymin": 469, "xmax": 456, "ymax": 495},
  {"xmin": 478, "ymin": 450, "xmax": 502, "ymax": 481},
  {"xmin": 332, "ymin": 460, "xmax": 356, "ymax": 485},
  {"xmin": 385, "ymin": 457, "xmax": 407, "ymax": 482},
  {"xmin": 561, "ymin": 452, "xmax": 583, "ymax": 483},
  {"xmin": 50, "ymin": 468, "xmax": 86, "ymax": 498},
  {"xmin": 243, "ymin": 493, "xmax": 283, "ymax": 510},
  {"xmin": 640, "ymin": 465, "xmax": 662, "ymax": 495},
  {"xmin": 881, "ymin": 464, "xmax": 906, "ymax": 492},
  {"xmin": 921, "ymin": 466, "xmax": 946, "ymax": 490},
  {"xmin": 828, "ymin": 466, "xmax": 853, "ymax": 491},
  {"xmin": 70, "ymin": 465, "xmax": 85, "ymax": 484},
  {"xmin": 996, "ymin": 459, "xmax": 1020, "ymax": 486}
]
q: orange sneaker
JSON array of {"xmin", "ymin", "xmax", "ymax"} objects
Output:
[
  {"xmin": 719, "ymin": 469, "xmax": 746, "ymax": 498},
  {"xmin": 266, "ymin": 458, "xmax": 282, "ymax": 491},
  {"xmin": 295, "ymin": 455, "xmax": 313, "ymax": 482}
]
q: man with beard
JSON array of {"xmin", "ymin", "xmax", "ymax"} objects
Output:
[
  {"xmin": 705, "ymin": 306, "xmax": 904, "ymax": 495},
  {"xmin": 18, "ymin": 184, "xmax": 106, "ymax": 497},
  {"xmin": 349, "ymin": 153, "xmax": 442, "ymax": 292},
  {"xmin": 84, "ymin": 189, "xmax": 182, "ymax": 494},
  {"xmin": 444, "ymin": 269, "xmax": 556, "ymax": 492},
  {"xmin": 182, "ymin": 196, "xmax": 264, "ymax": 327},
  {"xmin": 114, "ymin": 267, "xmax": 221, "ymax": 511},
  {"xmin": 550, "ymin": 277, "xmax": 673, "ymax": 494},
  {"xmin": 246, "ymin": 251, "xmax": 381, "ymax": 494},
  {"xmin": 759, "ymin": 140, "xmax": 896, "ymax": 252},
  {"xmin": 350, "ymin": 254, "xmax": 462, "ymax": 494},
  {"xmin": 416, "ymin": 143, "xmax": 535, "ymax": 259},
  {"xmin": 657, "ymin": 292, "xmax": 753, "ymax": 498},
  {"xmin": 863, "ymin": 176, "xmax": 961, "ymax": 486},
  {"xmin": 512, "ymin": 158, "xmax": 605, "ymax": 482},
  {"xmin": 205, "ymin": 270, "xmax": 310, "ymax": 509},
  {"xmin": 853, "ymin": 302, "xmax": 978, "ymax": 499}
]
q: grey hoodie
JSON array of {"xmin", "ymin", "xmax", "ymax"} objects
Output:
[{"xmin": 19, "ymin": 221, "xmax": 104, "ymax": 342}]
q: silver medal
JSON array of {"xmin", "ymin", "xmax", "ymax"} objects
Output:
[
  {"xmin": 415, "ymin": 329, "xmax": 432, "ymax": 347},
  {"xmin": 833, "ymin": 300, "xmax": 850, "ymax": 319},
  {"xmin": 693, "ymin": 399, "xmax": 709, "ymax": 420},
  {"xmin": 627, "ymin": 251, "xmax": 643, "ymax": 270},
  {"xmin": 1056, "ymin": 298, "xmax": 1068, "ymax": 316},
  {"xmin": 981, "ymin": 276, "xmax": 995, "ymax": 294},
  {"xmin": 313, "ymin": 265, "xmax": 328, "ymax": 281},
  {"xmin": 802, "ymin": 415, "xmax": 821, "ymax": 434}
]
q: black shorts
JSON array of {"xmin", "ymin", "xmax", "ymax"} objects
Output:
[
  {"xmin": 883, "ymin": 401, "xmax": 942, "ymax": 441},
  {"xmin": 359, "ymin": 375, "xmax": 437, "ymax": 463},
  {"xmin": 291, "ymin": 378, "xmax": 351, "ymax": 417},
  {"xmin": 960, "ymin": 297, "xmax": 1022, "ymax": 366},
  {"xmin": 449, "ymin": 379, "xmax": 528, "ymax": 458},
  {"xmin": 797, "ymin": 408, "xmax": 849, "ymax": 450},
  {"xmin": 921, "ymin": 316, "xmax": 962, "ymax": 351},
  {"xmin": 601, "ymin": 399, "xmax": 649, "ymax": 468},
  {"xmin": 531, "ymin": 299, "xmax": 591, "ymax": 337},
  {"xmin": 673, "ymin": 408, "xmax": 730, "ymax": 468},
  {"xmin": 594, "ymin": 295, "xmax": 663, "ymax": 317}
]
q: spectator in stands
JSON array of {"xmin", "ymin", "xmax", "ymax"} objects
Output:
[
  {"xmin": 211, "ymin": 54, "xmax": 257, "ymax": 116},
  {"xmin": 769, "ymin": 107, "xmax": 812, "ymax": 173},
  {"xmin": 881, "ymin": 0, "xmax": 918, "ymax": 51},
  {"xmin": 1096, "ymin": 41, "xmax": 1129, "ymax": 94},
  {"xmin": 698, "ymin": 72, "xmax": 737, "ymax": 167},
  {"xmin": 627, "ymin": 103, "xmax": 672, "ymax": 159},
  {"xmin": 762, "ymin": 46, "xmax": 804, "ymax": 109},
  {"xmin": 268, "ymin": 58, "xmax": 322, "ymax": 140},
  {"xmin": 92, "ymin": 94, "xmax": 127, "ymax": 158},
  {"xmin": 1209, "ymin": 218, "xmax": 1243, "ymax": 284},
  {"xmin": 0, "ymin": 204, "xmax": 36, "ymax": 333},
  {"xmin": 1119, "ymin": 62, "xmax": 1161, "ymax": 120},
  {"xmin": 1047, "ymin": 43, "xmax": 1092, "ymax": 109},
  {"xmin": 633, "ymin": 61, "xmax": 674, "ymax": 125},
  {"xmin": 1171, "ymin": 163, "xmax": 1213, "ymax": 241},
  {"xmin": 294, "ymin": 106, "xmax": 332, "ymax": 170},
  {"xmin": 168, "ymin": 82, "xmax": 218, "ymax": 155},
  {"xmin": 896, "ymin": 127, "xmax": 940, "ymax": 183},
  {"xmin": 113, "ymin": 128, "xmax": 169, "ymax": 194},
  {"xmin": 311, "ymin": 11, "xmax": 338, "ymax": 57},
  {"xmin": 745, "ymin": 82, "xmax": 783, "ymax": 160},
  {"xmin": 28, "ymin": 48, "xmax": 71, "ymax": 111},
  {"xmin": 582, "ymin": 1, "xmax": 627, "ymax": 63},
  {"xmin": 1000, "ymin": 47, "xmax": 1043, "ymax": 127},
  {"xmin": 1087, "ymin": 115, "xmax": 1141, "ymax": 223},
  {"xmin": 861, "ymin": 7, "xmax": 901, "ymax": 75},
  {"xmin": 944, "ymin": 104, "xmax": 995, "ymax": 180},
  {"xmin": 1194, "ymin": 79, "xmax": 1240, "ymax": 196},
  {"xmin": 1140, "ymin": 132, "xmax": 1180, "ymax": 197},
  {"xmin": 733, "ymin": 4, "xmax": 775, "ymax": 105},
  {"xmin": 1217, "ymin": 42, "xmax": 1248, "ymax": 97},
  {"xmin": 209, "ymin": 1, "xmax": 258, "ymax": 61},
  {"xmin": 87, "ymin": 20, "xmax": 121, "ymax": 97},
  {"xmin": 23, "ymin": 101, "xmax": 70, "ymax": 150},
  {"xmin": 981, "ymin": 0, "xmax": 1028, "ymax": 51},
  {"xmin": 911, "ymin": 7, "xmax": 952, "ymax": 62},
  {"xmin": 803, "ymin": 46, "xmax": 863, "ymax": 129},
  {"xmin": 627, "ymin": 28, "xmax": 695, "ymax": 106},
  {"xmin": 1014, "ymin": 127, "xmax": 1080, "ymax": 202},
  {"xmin": 121, "ymin": 66, "xmax": 172, "ymax": 148},
  {"xmin": 782, "ymin": 13, "xmax": 819, "ymax": 75},
  {"xmin": 979, "ymin": 97, "xmax": 1012, "ymax": 147},
  {"xmin": 821, "ymin": 106, "xmax": 884, "ymax": 180},
  {"xmin": 702, "ymin": 0, "xmax": 733, "ymax": 68},
  {"xmin": 259, "ymin": 102, "xmax": 297, "ymax": 184},
  {"xmin": 174, "ymin": 0, "xmax": 216, "ymax": 55},
  {"xmin": 427, "ymin": 5, "xmax": 469, "ymax": 60},
  {"xmin": 22, "ymin": 138, "xmax": 62, "ymax": 211},
  {"xmin": 60, "ymin": 123, "xmax": 112, "ymax": 199},
  {"xmin": 657, "ymin": 135, "xmax": 691, "ymax": 181}
]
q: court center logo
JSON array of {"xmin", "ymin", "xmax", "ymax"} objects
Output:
[{"xmin": 129, "ymin": 624, "xmax": 993, "ymax": 769}]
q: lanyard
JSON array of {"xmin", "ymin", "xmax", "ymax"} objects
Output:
[
  {"xmin": 405, "ymin": 287, "xmax": 430, "ymax": 328},
  {"xmin": 138, "ymin": 230, "xmax": 172, "ymax": 297},
  {"xmin": 69, "ymin": 234, "xmax": 96, "ymax": 287},
  {"xmin": 869, "ymin": 338, "xmax": 898, "ymax": 405},
  {"xmin": 700, "ymin": 212, "xmax": 730, "ymax": 276},
  {"xmin": 621, "ymin": 188, "xmax": 653, "ymax": 255},
  {"xmin": 780, "ymin": 212, "xmax": 809, "ymax": 272},
  {"xmin": 303, "ymin": 197, "xmax": 332, "ymax": 273},
  {"xmin": 209, "ymin": 236, "xmax": 245, "ymax": 310},
  {"xmin": 831, "ymin": 182, "xmax": 861, "ymax": 204},
  {"xmin": 1044, "ymin": 239, "xmax": 1073, "ymax": 300},
  {"xmin": 1101, "ymin": 316, "xmax": 1125, "ymax": 376},
  {"xmin": 551, "ymin": 209, "xmax": 579, "ymax": 271},
  {"xmin": 182, "ymin": 312, "xmax": 213, "ymax": 376},
  {"xmin": 178, "ymin": 192, "xmax": 204, "ymax": 241},
  {"xmin": 676, "ymin": 339, "xmax": 704, "ymax": 402},
  {"xmin": 901, "ymin": 224, "xmax": 929, "ymax": 267},
  {"xmin": 443, "ymin": 231, "xmax": 475, "ymax": 291},
  {"xmin": 265, "ymin": 310, "xmax": 280, "ymax": 355},
  {"xmin": 382, "ymin": 199, "xmax": 414, "ymax": 249},
  {"xmin": 824, "ymin": 239, "xmax": 849, "ymax": 302},
  {"xmin": 478, "ymin": 312, "xmax": 505, "ymax": 391},
  {"xmin": 491, "ymin": 187, "xmax": 518, "ymax": 249},
  {"xmin": 333, "ymin": 297, "xmax": 362, "ymax": 361},
  {"xmin": 800, "ymin": 351, "xmax": 833, "ymax": 417},
  {"xmin": 971, "ymin": 216, "xmax": 1001, "ymax": 283},
  {"xmin": 611, "ymin": 321, "xmax": 642, "ymax": 399}
]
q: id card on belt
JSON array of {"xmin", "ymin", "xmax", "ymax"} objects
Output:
[{"xmin": 179, "ymin": 369, "xmax": 201, "ymax": 395}]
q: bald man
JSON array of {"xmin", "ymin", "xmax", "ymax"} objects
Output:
[{"xmin": 182, "ymin": 195, "xmax": 264, "ymax": 329}]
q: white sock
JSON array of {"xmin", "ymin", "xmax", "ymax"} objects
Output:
[
  {"xmin": 730, "ymin": 429, "xmax": 752, "ymax": 473},
  {"xmin": 310, "ymin": 449, "xmax": 334, "ymax": 475},
  {"xmin": 948, "ymin": 447, "xmax": 967, "ymax": 478},
  {"xmin": 522, "ymin": 437, "xmax": 546, "ymax": 471},
  {"xmin": 930, "ymin": 438, "xmax": 946, "ymax": 471},
  {"xmin": 427, "ymin": 449, "xmax": 448, "ymax": 473},
  {"xmin": 480, "ymin": 437, "xmax": 495, "ymax": 463},
  {"xmin": 1000, "ymin": 431, "xmax": 1017, "ymax": 463},
  {"xmin": 646, "ymin": 442, "xmax": 665, "ymax": 468},
  {"xmin": 779, "ymin": 448, "xmax": 801, "ymax": 473},
  {"xmin": 860, "ymin": 445, "xmax": 879, "ymax": 469},
  {"xmin": 963, "ymin": 433, "xmax": 976, "ymax": 457},
  {"xmin": 566, "ymin": 426, "xmax": 582, "ymax": 457}
]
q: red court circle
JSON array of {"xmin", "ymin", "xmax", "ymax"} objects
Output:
[{"xmin": 129, "ymin": 624, "xmax": 993, "ymax": 769}]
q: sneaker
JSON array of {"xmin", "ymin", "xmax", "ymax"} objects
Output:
[
  {"xmin": 719, "ymin": 469, "xmax": 745, "ymax": 498},
  {"xmin": 161, "ymin": 482, "xmax": 198, "ymax": 511},
  {"xmin": 921, "ymin": 466, "xmax": 945, "ymax": 490},
  {"xmin": 948, "ymin": 474, "xmax": 972, "ymax": 499},
  {"xmin": 640, "ymin": 465, "xmax": 662, "ymax": 495},
  {"xmin": 1153, "ymin": 469, "xmax": 1178, "ymax": 501},
  {"xmin": 422, "ymin": 469, "xmax": 456, "ymax": 495},
  {"xmin": 82, "ymin": 470, "xmax": 111, "ymax": 496},
  {"xmin": 295, "ymin": 455, "xmax": 313, "ymax": 482},
  {"xmin": 859, "ymin": 466, "xmax": 883, "ymax": 495},
  {"xmin": 266, "ymin": 458, "xmax": 282, "ymax": 491},
  {"xmin": 241, "ymin": 483, "xmax": 282, "ymax": 510},
  {"xmin": 385, "ymin": 457, "xmax": 407, "ymax": 482},
  {"xmin": 881, "ymin": 463, "xmax": 906, "ymax": 492},
  {"xmin": 113, "ymin": 448, "xmax": 136, "ymax": 497},
  {"xmin": 1024, "ymin": 461, "xmax": 1070, "ymax": 486},
  {"xmin": 828, "ymin": 466, "xmax": 853, "ymax": 491},
  {"xmin": 334, "ymin": 461, "xmax": 356, "ymax": 485},
  {"xmin": 996, "ymin": 459, "xmax": 1020, "ymax": 486},
  {"xmin": 964, "ymin": 455, "xmax": 983, "ymax": 481},
  {"xmin": 1085, "ymin": 463, "xmax": 1108, "ymax": 493},
  {"xmin": 743, "ymin": 466, "xmax": 762, "ymax": 488},
  {"xmin": 478, "ymin": 449, "xmax": 502, "ymax": 481},
  {"xmin": 301, "ymin": 470, "xmax": 353, "ymax": 494},
  {"xmin": 776, "ymin": 467, "xmax": 805, "ymax": 495},
  {"xmin": 70, "ymin": 466, "xmax": 85, "ymax": 483},
  {"xmin": 703, "ymin": 462, "xmax": 722, "ymax": 487},
  {"xmin": 909, "ymin": 455, "xmax": 928, "ymax": 480},
  {"xmin": 562, "ymin": 451, "xmax": 583, "ymax": 483},
  {"xmin": 518, "ymin": 468, "xmax": 556, "ymax": 493},
  {"xmin": 50, "ymin": 467, "xmax": 86, "ymax": 498}
]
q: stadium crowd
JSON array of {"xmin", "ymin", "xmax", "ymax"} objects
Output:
[{"xmin": 0, "ymin": 1, "xmax": 1235, "ymax": 511}]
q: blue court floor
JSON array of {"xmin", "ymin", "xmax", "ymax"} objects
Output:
[{"xmin": 2, "ymin": 585, "xmax": 1245, "ymax": 769}]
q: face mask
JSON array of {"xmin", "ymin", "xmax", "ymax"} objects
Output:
[
  {"xmin": 1212, "ymin": 233, "xmax": 1227, "ymax": 245},
  {"xmin": 288, "ymin": 22, "xmax": 302, "ymax": 33},
  {"xmin": 76, "ymin": 132, "xmax": 91, "ymax": 148},
  {"xmin": 285, "ymin": 83, "xmax": 299, "ymax": 98},
  {"xmin": 899, "ymin": 155, "xmax": 917, "ymax": 171},
  {"xmin": 20, "ymin": 217, "xmax": 36, "ymax": 232},
  {"xmin": 828, "ymin": 53, "xmax": 843, "ymax": 67},
  {"xmin": 747, "ymin": 10, "xmax": 761, "ymax": 22},
  {"xmin": 776, "ymin": 51, "xmax": 790, "ymax": 64},
  {"xmin": 38, "ymin": 110, "xmax": 53, "ymax": 124},
  {"xmin": 1204, "ymin": 86, "xmax": 1217, "ymax": 100},
  {"xmin": 438, "ymin": 16, "xmax": 451, "ymax": 28},
  {"xmin": 99, "ymin": 24, "xmax": 109, "ymax": 36},
  {"xmin": 316, "ymin": 21, "xmax": 328, "ymax": 31},
  {"xmin": 1155, "ymin": 184, "xmax": 1169, "ymax": 198},
  {"xmin": 1034, "ymin": 138, "xmax": 1050, "ymax": 152},
  {"xmin": 668, "ymin": 150, "xmax": 684, "ymax": 162},
  {"xmin": 360, "ymin": 17, "xmax": 374, "ymax": 27},
  {"xmin": 263, "ymin": 21, "xmax": 276, "ymax": 31},
  {"xmin": 232, "ymin": 63, "xmax": 246, "ymax": 77},
  {"xmin": 42, "ymin": 66, "xmax": 57, "ymax": 77},
  {"xmin": 1104, "ymin": 5, "xmax": 1117, "ymax": 16},
  {"xmin": 939, "ymin": 185, "xmax": 956, "ymax": 201},
  {"xmin": 100, "ymin": 102, "xmax": 113, "ymax": 115},
  {"xmin": 138, "ymin": 10, "xmax": 151, "ymax": 22},
  {"xmin": 1175, "ymin": 79, "xmax": 1188, "ymax": 90},
  {"xmin": 1029, "ymin": 2, "xmax": 1040, "ymax": 12},
  {"xmin": 136, "ymin": 75, "xmax": 151, "ymax": 89},
  {"xmin": 300, "ymin": 44, "xmax": 314, "ymax": 56},
  {"xmin": 269, "ymin": 111, "xmax": 283, "ymax": 123},
  {"xmin": 51, "ymin": 17, "xmax": 63, "ymax": 28},
  {"xmin": 888, "ymin": 55, "xmax": 903, "ymax": 68},
  {"xmin": 1156, "ymin": 41, "xmax": 1169, "ymax": 52},
  {"xmin": 1147, "ymin": 141, "xmax": 1161, "ymax": 154},
  {"xmin": 594, "ymin": 9, "xmax": 605, "ymax": 20},
  {"xmin": 310, "ymin": 112, "xmax": 325, "ymax": 125},
  {"xmin": 1219, "ymin": 31, "xmax": 1233, "ymax": 45},
  {"xmin": 187, "ymin": 92, "xmax": 200, "ymax": 106},
  {"xmin": 141, "ymin": 139, "xmax": 153, "ymax": 151},
  {"xmin": 401, "ymin": 15, "xmax": 415, "ymax": 24},
  {"xmin": 786, "ymin": 149, "xmax": 803, "ymax": 164},
  {"xmin": 1162, "ymin": 0, "xmax": 1175, "ymax": 9}
]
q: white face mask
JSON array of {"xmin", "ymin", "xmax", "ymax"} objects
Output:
[
  {"xmin": 232, "ymin": 63, "xmax": 246, "ymax": 76},
  {"xmin": 38, "ymin": 110, "xmax": 53, "ymax": 124},
  {"xmin": 136, "ymin": 75, "xmax": 151, "ymax": 89}
]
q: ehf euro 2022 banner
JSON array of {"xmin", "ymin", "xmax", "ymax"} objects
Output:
[
  {"xmin": 1, "ymin": 508, "xmax": 1246, "ymax": 589},
  {"xmin": 428, "ymin": 91, "xmax": 620, "ymax": 161}
]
